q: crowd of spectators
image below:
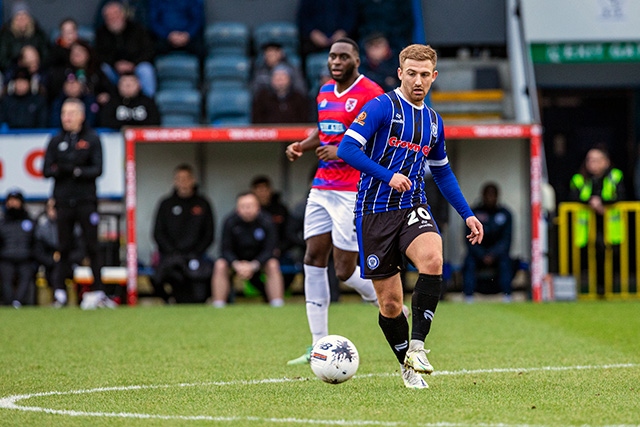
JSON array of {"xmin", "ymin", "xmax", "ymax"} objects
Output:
[{"xmin": 0, "ymin": 0, "xmax": 419, "ymax": 130}]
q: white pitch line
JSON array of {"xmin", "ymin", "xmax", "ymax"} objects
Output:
[{"xmin": 0, "ymin": 363, "xmax": 639, "ymax": 427}]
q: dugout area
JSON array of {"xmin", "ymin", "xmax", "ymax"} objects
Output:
[{"xmin": 123, "ymin": 124, "xmax": 543, "ymax": 305}]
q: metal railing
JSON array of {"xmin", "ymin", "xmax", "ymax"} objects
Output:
[{"xmin": 557, "ymin": 202, "xmax": 640, "ymax": 299}]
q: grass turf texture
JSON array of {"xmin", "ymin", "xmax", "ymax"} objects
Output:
[{"xmin": 1, "ymin": 299, "xmax": 639, "ymax": 426}]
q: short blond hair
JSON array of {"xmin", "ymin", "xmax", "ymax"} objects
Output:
[{"xmin": 399, "ymin": 44, "xmax": 437, "ymax": 69}]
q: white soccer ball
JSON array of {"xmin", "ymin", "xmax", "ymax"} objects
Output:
[{"xmin": 310, "ymin": 335, "xmax": 359, "ymax": 384}]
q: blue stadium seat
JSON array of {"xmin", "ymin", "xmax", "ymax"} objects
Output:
[
  {"xmin": 155, "ymin": 53, "xmax": 200, "ymax": 90},
  {"xmin": 305, "ymin": 52, "xmax": 329, "ymax": 84},
  {"xmin": 205, "ymin": 22, "xmax": 250, "ymax": 56},
  {"xmin": 204, "ymin": 55, "xmax": 251, "ymax": 87},
  {"xmin": 206, "ymin": 87, "xmax": 251, "ymax": 126},
  {"xmin": 155, "ymin": 88, "xmax": 202, "ymax": 125},
  {"xmin": 253, "ymin": 21, "xmax": 299, "ymax": 57}
]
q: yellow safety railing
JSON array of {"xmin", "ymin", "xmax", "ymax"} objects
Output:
[{"xmin": 558, "ymin": 202, "xmax": 640, "ymax": 300}]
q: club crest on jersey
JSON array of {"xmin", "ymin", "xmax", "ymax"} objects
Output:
[
  {"xmin": 431, "ymin": 122, "xmax": 438, "ymax": 137},
  {"xmin": 354, "ymin": 111, "xmax": 367, "ymax": 126},
  {"xmin": 345, "ymin": 98, "xmax": 358, "ymax": 112}
]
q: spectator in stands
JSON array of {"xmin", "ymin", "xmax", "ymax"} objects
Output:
[
  {"xmin": 49, "ymin": 71, "xmax": 100, "ymax": 128},
  {"xmin": 359, "ymin": 32, "xmax": 399, "ymax": 92},
  {"xmin": 252, "ymin": 65, "xmax": 309, "ymax": 124},
  {"xmin": 569, "ymin": 145, "xmax": 626, "ymax": 295},
  {"xmin": 94, "ymin": 0, "xmax": 149, "ymax": 30},
  {"xmin": 43, "ymin": 98, "xmax": 113, "ymax": 310},
  {"xmin": 99, "ymin": 72, "xmax": 160, "ymax": 129},
  {"xmin": 49, "ymin": 40, "xmax": 114, "ymax": 104},
  {"xmin": 152, "ymin": 164, "xmax": 215, "ymax": 304},
  {"xmin": 0, "ymin": 67, "xmax": 48, "ymax": 128},
  {"xmin": 95, "ymin": 0, "xmax": 156, "ymax": 97},
  {"xmin": 251, "ymin": 41, "xmax": 306, "ymax": 96},
  {"xmin": 211, "ymin": 192, "xmax": 285, "ymax": 308},
  {"xmin": 462, "ymin": 183, "xmax": 513, "ymax": 303},
  {"xmin": 296, "ymin": 0, "xmax": 358, "ymax": 57},
  {"xmin": 148, "ymin": 0, "xmax": 205, "ymax": 59},
  {"xmin": 0, "ymin": 1, "xmax": 49, "ymax": 71},
  {"xmin": 0, "ymin": 188, "xmax": 35, "ymax": 308},
  {"xmin": 33, "ymin": 197, "xmax": 85, "ymax": 307},
  {"xmin": 356, "ymin": 0, "xmax": 413, "ymax": 54},
  {"xmin": 9, "ymin": 44, "xmax": 48, "ymax": 95},
  {"xmin": 48, "ymin": 18, "xmax": 82, "ymax": 69}
]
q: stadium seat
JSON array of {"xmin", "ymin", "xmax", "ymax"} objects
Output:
[
  {"xmin": 204, "ymin": 54, "xmax": 251, "ymax": 87},
  {"xmin": 155, "ymin": 88, "xmax": 202, "ymax": 126},
  {"xmin": 155, "ymin": 53, "xmax": 200, "ymax": 90},
  {"xmin": 205, "ymin": 22, "xmax": 250, "ymax": 56},
  {"xmin": 206, "ymin": 87, "xmax": 251, "ymax": 126},
  {"xmin": 305, "ymin": 52, "xmax": 328, "ymax": 85},
  {"xmin": 253, "ymin": 21, "xmax": 299, "ymax": 57}
]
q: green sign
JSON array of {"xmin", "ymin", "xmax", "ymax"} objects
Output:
[{"xmin": 530, "ymin": 42, "xmax": 640, "ymax": 64}]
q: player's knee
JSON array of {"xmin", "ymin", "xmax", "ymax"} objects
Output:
[{"xmin": 378, "ymin": 297, "xmax": 404, "ymax": 318}]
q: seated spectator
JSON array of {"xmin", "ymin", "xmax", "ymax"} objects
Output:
[
  {"xmin": 211, "ymin": 192, "xmax": 284, "ymax": 308},
  {"xmin": 94, "ymin": 0, "xmax": 149, "ymax": 30},
  {"xmin": 462, "ymin": 183, "xmax": 514, "ymax": 302},
  {"xmin": 49, "ymin": 40, "xmax": 114, "ymax": 104},
  {"xmin": 356, "ymin": 0, "xmax": 413, "ymax": 54},
  {"xmin": 48, "ymin": 18, "xmax": 83, "ymax": 69},
  {"xmin": 152, "ymin": 164, "xmax": 215, "ymax": 304},
  {"xmin": 0, "ymin": 1, "xmax": 49, "ymax": 71},
  {"xmin": 359, "ymin": 32, "xmax": 399, "ymax": 92},
  {"xmin": 99, "ymin": 72, "xmax": 160, "ymax": 129},
  {"xmin": 252, "ymin": 65, "xmax": 310, "ymax": 124},
  {"xmin": 296, "ymin": 0, "xmax": 358, "ymax": 57},
  {"xmin": 95, "ymin": 0, "xmax": 156, "ymax": 97},
  {"xmin": 251, "ymin": 42, "xmax": 306, "ymax": 95},
  {"xmin": 9, "ymin": 44, "xmax": 48, "ymax": 95},
  {"xmin": 33, "ymin": 197, "xmax": 85, "ymax": 307},
  {"xmin": 0, "ymin": 67, "xmax": 47, "ymax": 128},
  {"xmin": 49, "ymin": 71, "xmax": 100, "ymax": 128},
  {"xmin": 148, "ymin": 0, "xmax": 205, "ymax": 59},
  {"xmin": 0, "ymin": 189, "xmax": 36, "ymax": 308}
]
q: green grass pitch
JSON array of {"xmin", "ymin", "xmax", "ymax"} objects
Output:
[{"xmin": 1, "ymin": 298, "xmax": 639, "ymax": 426}]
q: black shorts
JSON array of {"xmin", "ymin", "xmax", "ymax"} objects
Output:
[{"xmin": 355, "ymin": 204, "xmax": 439, "ymax": 279}]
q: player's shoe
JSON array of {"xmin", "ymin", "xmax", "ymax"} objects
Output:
[
  {"xmin": 404, "ymin": 348, "xmax": 434, "ymax": 374},
  {"xmin": 80, "ymin": 291, "xmax": 117, "ymax": 310},
  {"xmin": 286, "ymin": 346, "xmax": 312, "ymax": 365},
  {"xmin": 402, "ymin": 367, "xmax": 429, "ymax": 389}
]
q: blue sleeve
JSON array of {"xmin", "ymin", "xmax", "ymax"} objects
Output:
[
  {"xmin": 430, "ymin": 162, "xmax": 474, "ymax": 220},
  {"xmin": 338, "ymin": 138, "xmax": 394, "ymax": 184}
]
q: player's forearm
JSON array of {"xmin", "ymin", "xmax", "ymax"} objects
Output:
[
  {"xmin": 298, "ymin": 129, "xmax": 321, "ymax": 152},
  {"xmin": 338, "ymin": 138, "xmax": 394, "ymax": 183},
  {"xmin": 430, "ymin": 163, "xmax": 474, "ymax": 220}
]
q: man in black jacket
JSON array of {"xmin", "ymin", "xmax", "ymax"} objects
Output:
[
  {"xmin": 43, "ymin": 98, "xmax": 112, "ymax": 309},
  {"xmin": 211, "ymin": 192, "xmax": 284, "ymax": 308},
  {"xmin": 0, "ymin": 189, "xmax": 35, "ymax": 307},
  {"xmin": 152, "ymin": 164, "xmax": 215, "ymax": 303},
  {"xmin": 95, "ymin": 0, "xmax": 156, "ymax": 97},
  {"xmin": 99, "ymin": 72, "xmax": 160, "ymax": 129}
]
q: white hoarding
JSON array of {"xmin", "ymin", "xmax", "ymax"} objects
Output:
[{"xmin": 0, "ymin": 132, "xmax": 124, "ymax": 200}]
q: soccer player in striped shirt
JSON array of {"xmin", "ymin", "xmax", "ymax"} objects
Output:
[
  {"xmin": 285, "ymin": 38, "xmax": 384, "ymax": 365},
  {"xmin": 337, "ymin": 44, "xmax": 484, "ymax": 388}
]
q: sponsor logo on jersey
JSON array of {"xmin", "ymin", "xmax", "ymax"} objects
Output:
[
  {"xmin": 319, "ymin": 99, "xmax": 328, "ymax": 108},
  {"xmin": 388, "ymin": 136, "xmax": 432, "ymax": 156},
  {"xmin": 354, "ymin": 111, "xmax": 367, "ymax": 126},
  {"xmin": 319, "ymin": 120, "xmax": 346, "ymax": 134},
  {"xmin": 345, "ymin": 98, "xmax": 358, "ymax": 112}
]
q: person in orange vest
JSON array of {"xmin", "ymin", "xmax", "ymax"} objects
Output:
[{"xmin": 569, "ymin": 145, "xmax": 626, "ymax": 295}]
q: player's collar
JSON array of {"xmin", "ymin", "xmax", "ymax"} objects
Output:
[
  {"xmin": 334, "ymin": 75, "xmax": 364, "ymax": 98},
  {"xmin": 395, "ymin": 88, "xmax": 425, "ymax": 109}
]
